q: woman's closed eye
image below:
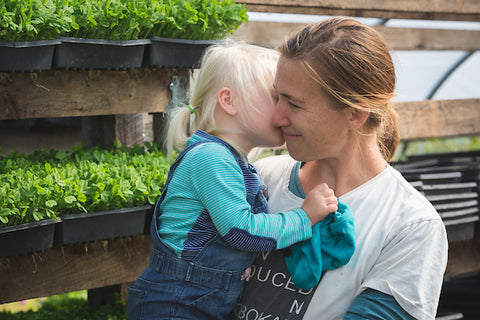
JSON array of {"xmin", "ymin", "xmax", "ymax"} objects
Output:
[{"xmin": 288, "ymin": 102, "xmax": 301, "ymax": 111}]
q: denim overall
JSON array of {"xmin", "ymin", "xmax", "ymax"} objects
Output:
[{"xmin": 127, "ymin": 132, "xmax": 269, "ymax": 320}]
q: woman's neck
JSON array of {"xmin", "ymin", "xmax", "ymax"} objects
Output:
[{"xmin": 299, "ymin": 138, "xmax": 387, "ymax": 196}]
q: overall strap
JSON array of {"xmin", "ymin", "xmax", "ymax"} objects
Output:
[{"xmin": 150, "ymin": 139, "xmax": 217, "ymax": 235}]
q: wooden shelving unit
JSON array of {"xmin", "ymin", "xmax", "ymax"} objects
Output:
[{"xmin": 1, "ymin": 0, "xmax": 479, "ymax": 311}]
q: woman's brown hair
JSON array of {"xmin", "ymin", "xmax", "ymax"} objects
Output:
[{"xmin": 280, "ymin": 17, "xmax": 400, "ymax": 161}]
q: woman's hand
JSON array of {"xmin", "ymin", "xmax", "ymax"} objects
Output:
[{"xmin": 301, "ymin": 183, "xmax": 338, "ymax": 227}]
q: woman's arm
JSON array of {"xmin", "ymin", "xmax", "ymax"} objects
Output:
[{"xmin": 345, "ymin": 288, "xmax": 416, "ymax": 320}]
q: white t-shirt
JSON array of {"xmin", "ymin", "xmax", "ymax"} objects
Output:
[{"xmin": 233, "ymin": 155, "xmax": 448, "ymax": 320}]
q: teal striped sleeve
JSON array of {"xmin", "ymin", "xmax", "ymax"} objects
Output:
[{"xmin": 186, "ymin": 143, "xmax": 312, "ymax": 250}]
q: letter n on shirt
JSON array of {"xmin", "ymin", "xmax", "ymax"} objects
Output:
[{"xmin": 231, "ymin": 250, "xmax": 318, "ymax": 320}]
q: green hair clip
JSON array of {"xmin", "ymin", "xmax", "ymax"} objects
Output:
[{"xmin": 186, "ymin": 104, "xmax": 195, "ymax": 114}]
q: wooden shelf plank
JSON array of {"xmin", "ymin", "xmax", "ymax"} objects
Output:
[
  {"xmin": 0, "ymin": 236, "xmax": 152, "ymax": 304},
  {"xmin": 0, "ymin": 69, "xmax": 189, "ymax": 120},
  {"xmin": 1, "ymin": 233, "xmax": 478, "ymax": 304},
  {"xmin": 396, "ymin": 99, "xmax": 480, "ymax": 140},
  {"xmin": 231, "ymin": 21, "xmax": 480, "ymax": 51},
  {"xmin": 376, "ymin": 26, "xmax": 480, "ymax": 51},
  {"xmin": 238, "ymin": 0, "xmax": 480, "ymax": 21}
]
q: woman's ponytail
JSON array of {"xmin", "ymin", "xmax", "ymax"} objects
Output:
[{"xmin": 377, "ymin": 103, "xmax": 400, "ymax": 161}]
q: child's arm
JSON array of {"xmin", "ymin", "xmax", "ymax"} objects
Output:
[{"xmin": 188, "ymin": 144, "xmax": 323, "ymax": 251}]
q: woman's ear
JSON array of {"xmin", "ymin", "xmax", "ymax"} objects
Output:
[
  {"xmin": 346, "ymin": 105, "xmax": 370, "ymax": 130},
  {"xmin": 217, "ymin": 87, "xmax": 237, "ymax": 116}
]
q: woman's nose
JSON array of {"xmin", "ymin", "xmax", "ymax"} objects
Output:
[{"xmin": 273, "ymin": 101, "xmax": 290, "ymax": 127}]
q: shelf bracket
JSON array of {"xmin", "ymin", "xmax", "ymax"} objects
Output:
[
  {"xmin": 165, "ymin": 74, "xmax": 190, "ymax": 114},
  {"xmin": 152, "ymin": 73, "xmax": 191, "ymax": 145}
]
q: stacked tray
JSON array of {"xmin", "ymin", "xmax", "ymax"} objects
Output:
[{"xmin": 393, "ymin": 151, "xmax": 480, "ymax": 242}]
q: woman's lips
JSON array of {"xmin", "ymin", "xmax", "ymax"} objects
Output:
[{"xmin": 282, "ymin": 131, "xmax": 300, "ymax": 140}]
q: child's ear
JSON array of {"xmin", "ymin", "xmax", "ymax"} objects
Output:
[{"xmin": 217, "ymin": 87, "xmax": 237, "ymax": 116}]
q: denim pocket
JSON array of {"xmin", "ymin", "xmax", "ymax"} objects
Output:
[
  {"xmin": 127, "ymin": 277, "xmax": 181, "ymax": 320},
  {"xmin": 175, "ymin": 281, "xmax": 244, "ymax": 319},
  {"xmin": 185, "ymin": 285, "xmax": 222, "ymax": 307},
  {"xmin": 126, "ymin": 286, "xmax": 146, "ymax": 320}
]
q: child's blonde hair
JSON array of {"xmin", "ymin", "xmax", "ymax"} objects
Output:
[{"xmin": 164, "ymin": 40, "xmax": 280, "ymax": 157}]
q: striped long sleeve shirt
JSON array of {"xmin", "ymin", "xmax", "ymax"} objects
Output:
[{"xmin": 158, "ymin": 134, "xmax": 312, "ymax": 258}]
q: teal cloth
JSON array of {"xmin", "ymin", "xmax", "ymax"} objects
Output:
[{"xmin": 284, "ymin": 201, "xmax": 355, "ymax": 290}]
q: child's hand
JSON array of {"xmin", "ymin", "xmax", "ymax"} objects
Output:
[{"xmin": 301, "ymin": 183, "xmax": 338, "ymax": 227}]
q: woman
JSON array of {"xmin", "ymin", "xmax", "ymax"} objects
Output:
[{"xmin": 231, "ymin": 17, "xmax": 448, "ymax": 320}]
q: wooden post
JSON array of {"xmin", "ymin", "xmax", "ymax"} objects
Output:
[
  {"xmin": 87, "ymin": 284, "xmax": 121, "ymax": 309},
  {"xmin": 82, "ymin": 113, "xmax": 145, "ymax": 148}
]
